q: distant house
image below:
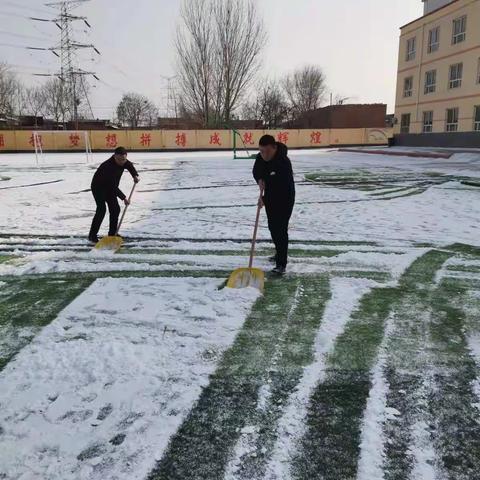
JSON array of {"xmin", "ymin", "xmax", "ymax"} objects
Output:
[{"xmin": 285, "ymin": 104, "xmax": 388, "ymax": 129}]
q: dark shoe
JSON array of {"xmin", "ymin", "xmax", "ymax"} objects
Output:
[
  {"xmin": 271, "ymin": 265, "xmax": 286, "ymax": 275},
  {"xmin": 88, "ymin": 235, "xmax": 99, "ymax": 244},
  {"xmin": 268, "ymin": 255, "xmax": 277, "ymax": 263}
]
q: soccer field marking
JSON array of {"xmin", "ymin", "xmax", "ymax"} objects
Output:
[{"xmin": 0, "ymin": 277, "xmax": 259, "ymax": 480}]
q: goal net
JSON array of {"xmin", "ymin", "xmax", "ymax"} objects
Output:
[{"xmin": 32, "ymin": 130, "xmax": 93, "ymax": 165}]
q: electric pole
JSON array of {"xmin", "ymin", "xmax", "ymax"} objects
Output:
[{"xmin": 30, "ymin": 0, "xmax": 100, "ymax": 128}]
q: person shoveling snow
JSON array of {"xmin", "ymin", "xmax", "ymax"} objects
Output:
[
  {"xmin": 253, "ymin": 135, "xmax": 295, "ymax": 275},
  {"xmin": 88, "ymin": 146, "xmax": 140, "ymax": 245}
]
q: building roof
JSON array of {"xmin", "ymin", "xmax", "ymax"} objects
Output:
[{"xmin": 400, "ymin": 0, "xmax": 458, "ymax": 29}]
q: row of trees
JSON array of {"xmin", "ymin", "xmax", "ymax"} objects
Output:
[
  {"xmin": 0, "ymin": 63, "xmax": 157, "ymax": 128},
  {"xmin": 1, "ymin": 0, "xmax": 344, "ymax": 129},
  {"xmin": 174, "ymin": 0, "xmax": 334, "ymax": 128},
  {"xmin": 242, "ymin": 66, "xmax": 328, "ymax": 128},
  {"xmin": 0, "ymin": 64, "xmax": 72, "ymax": 125}
]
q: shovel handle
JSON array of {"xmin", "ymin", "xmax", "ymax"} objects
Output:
[
  {"xmin": 248, "ymin": 188, "xmax": 264, "ymax": 268},
  {"xmin": 116, "ymin": 182, "xmax": 136, "ymax": 235}
]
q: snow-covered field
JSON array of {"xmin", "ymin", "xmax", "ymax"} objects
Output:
[{"xmin": 0, "ymin": 147, "xmax": 480, "ymax": 480}]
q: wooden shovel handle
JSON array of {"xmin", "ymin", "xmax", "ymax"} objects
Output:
[
  {"xmin": 116, "ymin": 183, "xmax": 136, "ymax": 235},
  {"xmin": 248, "ymin": 188, "xmax": 264, "ymax": 268}
]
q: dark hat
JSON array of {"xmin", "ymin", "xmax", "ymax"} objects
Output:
[{"xmin": 114, "ymin": 146, "xmax": 127, "ymax": 155}]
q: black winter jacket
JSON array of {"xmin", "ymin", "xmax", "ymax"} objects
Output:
[
  {"xmin": 252, "ymin": 142, "xmax": 295, "ymax": 209},
  {"xmin": 91, "ymin": 156, "xmax": 138, "ymax": 200}
]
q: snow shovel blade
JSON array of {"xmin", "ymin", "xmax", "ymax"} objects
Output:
[
  {"xmin": 95, "ymin": 235, "xmax": 123, "ymax": 252},
  {"xmin": 226, "ymin": 267, "xmax": 264, "ymax": 291}
]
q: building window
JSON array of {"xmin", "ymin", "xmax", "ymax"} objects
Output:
[
  {"xmin": 452, "ymin": 15, "xmax": 467, "ymax": 44},
  {"xmin": 406, "ymin": 37, "xmax": 416, "ymax": 61},
  {"xmin": 428, "ymin": 27, "xmax": 440, "ymax": 53},
  {"xmin": 404, "ymin": 76, "xmax": 413, "ymax": 97},
  {"xmin": 424, "ymin": 70, "xmax": 436, "ymax": 94},
  {"xmin": 449, "ymin": 63, "xmax": 463, "ymax": 89},
  {"xmin": 400, "ymin": 113, "xmax": 411, "ymax": 134},
  {"xmin": 423, "ymin": 111, "xmax": 434, "ymax": 133},
  {"xmin": 446, "ymin": 108, "xmax": 459, "ymax": 132},
  {"xmin": 474, "ymin": 106, "xmax": 480, "ymax": 131}
]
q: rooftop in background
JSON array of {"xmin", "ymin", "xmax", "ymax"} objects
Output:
[
  {"xmin": 285, "ymin": 104, "xmax": 388, "ymax": 130},
  {"xmin": 423, "ymin": 0, "xmax": 456, "ymax": 14}
]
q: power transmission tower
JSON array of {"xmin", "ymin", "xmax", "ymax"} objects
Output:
[{"xmin": 30, "ymin": 0, "xmax": 100, "ymax": 127}]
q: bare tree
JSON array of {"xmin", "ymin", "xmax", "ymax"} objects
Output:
[
  {"xmin": 175, "ymin": 0, "xmax": 215, "ymax": 126},
  {"xmin": 41, "ymin": 78, "xmax": 69, "ymax": 125},
  {"xmin": 242, "ymin": 80, "xmax": 288, "ymax": 128},
  {"xmin": 0, "ymin": 63, "xmax": 22, "ymax": 119},
  {"xmin": 175, "ymin": 0, "xmax": 266, "ymax": 127},
  {"xmin": 283, "ymin": 65, "xmax": 327, "ymax": 119},
  {"xmin": 116, "ymin": 92, "xmax": 158, "ymax": 128},
  {"xmin": 212, "ymin": 0, "xmax": 267, "ymax": 122},
  {"xmin": 23, "ymin": 86, "xmax": 47, "ymax": 125}
]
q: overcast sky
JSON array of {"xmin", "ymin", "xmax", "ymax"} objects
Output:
[{"xmin": 0, "ymin": 0, "xmax": 423, "ymax": 119}]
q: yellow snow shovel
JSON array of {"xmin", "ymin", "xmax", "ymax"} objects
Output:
[
  {"xmin": 95, "ymin": 183, "xmax": 136, "ymax": 252},
  {"xmin": 227, "ymin": 189, "xmax": 265, "ymax": 291}
]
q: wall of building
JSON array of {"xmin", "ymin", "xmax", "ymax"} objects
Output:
[
  {"xmin": 394, "ymin": 0, "xmax": 480, "ymax": 135},
  {"xmin": 0, "ymin": 128, "xmax": 393, "ymax": 152}
]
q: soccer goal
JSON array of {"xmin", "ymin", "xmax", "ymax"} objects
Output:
[
  {"xmin": 230, "ymin": 126, "xmax": 258, "ymax": 160},
  {"xmin": 32, "ymin": 130, "xmax": 93, "ymax": 165}
]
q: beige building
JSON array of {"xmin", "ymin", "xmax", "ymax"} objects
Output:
[{"xmin": 394, "ymin": 0, "xmax": 480, "ymax": 137}]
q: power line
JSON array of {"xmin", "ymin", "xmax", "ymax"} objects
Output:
[
  {"xmin": 0, "ymin": 30, "xmax": 51, "ymax": 42},
  {"xmin": 29, "ymin": 0, "xmax": 100, "ymax": 126},
  {"xmin": 3, "ymin": 1, "xmax": 53, "ymax": 16}
]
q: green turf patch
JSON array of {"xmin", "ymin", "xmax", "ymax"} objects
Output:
[
  {"xmin": 148, "ymin": 276, "xmax": 332, "ymax": 480},
  {"xmin": 292, "ymin": 249, "xmax": 452, "ymax": 480},
  {"xmin": 446, "ymin": 264, "xmax": 480, "ymax": 274},
  {"xmin": 446, "ymin": 243, "xmax": 480, "ymax": 257},
  {"xmin": 0, "ymin": 276, "xmax": 94, "ymax": 371},
  {"xmin": 0, "ymin": 255, "xmax": 13, "ymax": 264},
  {"xmin": 303, "ymin": 170, "xmax": 468, "ymax": 202},
  {"xmin": 426, "ymin": 277, "xmax": 480, "ymax": 478}
]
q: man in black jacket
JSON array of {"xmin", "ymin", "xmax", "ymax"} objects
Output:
[
  {"xmin": 88, "ymin": 146, "xmax": 139, "ymax": 243},
  {"xmin": 253, "ymin": 135, "xmax": 295, "ymax": 274}
]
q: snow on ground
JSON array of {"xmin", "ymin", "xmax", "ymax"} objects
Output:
[
  {"xmin": 0, "ymin": 277, "xmax": 259, "ymax": 480},
  {"xmin": 1, "ymin": 147, "xmax": 480, "ymax": 480},
  {"xmin": 0, "ymin": 148, "xmax": 479, "ymax": 244}
]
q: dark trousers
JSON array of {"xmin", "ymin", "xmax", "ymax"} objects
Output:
[
  {"xmin": 265, "ymin": 201, "xmax": 294, "ymax": 268},
  {"xmin": 89, "ymin": 189, "xmax": 120, "ymax": 237}
]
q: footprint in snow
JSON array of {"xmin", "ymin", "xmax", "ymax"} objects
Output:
[
  {"xmin": 77, "ymin": 443, "xmax": 107, "ymax": 461},
  {"xmin": 58, "ymin": 410, "xmax": 93, "ymax": 423},
  {"xmin": 97, "ymin": 403, "xmax": 113, "ymax": 421},
  {"xmin": 109, "ymin": 433, "xmax": 126, "ymax": 446}
]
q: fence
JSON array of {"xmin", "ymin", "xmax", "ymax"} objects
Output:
[{"xmin": 0, "ymin": 128, "xmax": 392, "ymax": 152}]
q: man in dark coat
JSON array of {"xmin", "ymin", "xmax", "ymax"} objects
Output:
[
  {"xmin": 88, "ymin": 146, "xmax": 139, "ymax": 243},
  {"xmin": 252, "ymin": 135, "xmax": 295, "ymax": 274}
]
